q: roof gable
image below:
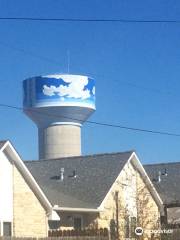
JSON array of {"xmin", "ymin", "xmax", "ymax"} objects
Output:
[
  {"xmin": 25, "ymin": 151, "xmax": 133, "ymax": 209},
  {"xmin": 99, "ymin": 152, "xmax": 163, "ymax": 211}
]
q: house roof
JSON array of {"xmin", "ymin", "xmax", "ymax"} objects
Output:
[
  {"xmin": 144, "ymin": 162, "xmax": 180, "ymax": 206},
  {"xmin": 25, "ymin": 151, "xmax": 133, "ymax": 209},
  {"xmin": 0, "ymin": 140, "xmax": 7, "ymax": 149}
]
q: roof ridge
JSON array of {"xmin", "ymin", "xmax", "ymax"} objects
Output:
[
  {"xmin": 144, "ymin": 161, "xmax": 180, "ymax": 166},
  {"xmin": 25, "ymin": 150, "xmax": 135, "ymax": 163}
]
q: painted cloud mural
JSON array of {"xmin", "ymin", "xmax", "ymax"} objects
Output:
[
  {"xmin": 23, "ymin": 74, "xmax": 95, "ymax": 109},
  {"xmin": 43, "ymin": 75, "xmax": 92, "ymax": 100}
]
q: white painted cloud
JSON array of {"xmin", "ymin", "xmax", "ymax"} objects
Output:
[
  {"xmin": 92, "ymin": 86, "xmax": 95, "ymax": 95},
  {"xmin": 42, "ymin": 75, "xmax": 91, "ymax": 99},
  {"xmin": 43, "ymin": 85, "xmax": 56, "ymax": 96}
]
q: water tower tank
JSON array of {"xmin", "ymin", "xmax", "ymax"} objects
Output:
[{"xmin": 23, "ymin": 74, "xmax": 95, "ymax": 159}]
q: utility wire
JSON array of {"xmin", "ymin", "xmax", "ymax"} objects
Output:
[
  {"xmin": 0, "ymin": 103, "xmax": 180, "ymax": 137},
  {"xmin": 0, "ymin": 17, "xmax": 180, "ymax": 23},
  {"xmin": 0, "ymin": 41, "xmax": 61, "ymax": 66},
  {"xmin": 89, "ymin": 72, "xmax": 175, "ymax": 97},
  {"xmin": 0, "ymin": 40, "xmax": 176, "ymax": 97}
]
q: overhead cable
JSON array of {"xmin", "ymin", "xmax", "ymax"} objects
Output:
[
  {"xmin": 0, "ymin": 103, "xmax": 180, "ymax": 137},
  {"xmin": 0, "ymin": 17, "xmax": 180, "ymax": 23}
]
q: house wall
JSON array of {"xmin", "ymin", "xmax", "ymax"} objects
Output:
[
  {"xmin": 96, "ymin": 160, "xmax": 160, "ymax": 240},
  {"xmin": 136, "ymin": 167, "xmax": 160, "ymax": 239},
  {"xmin": 96, "ymin": 161, "xmax": 136, "ymax": 239},
  {"xmin": 13, "ymin": 166, "xmax": 48, "ymax": 237},
  {"xmin": 0, "ymin": 151, "xmax": 13, "ymax": 235}
]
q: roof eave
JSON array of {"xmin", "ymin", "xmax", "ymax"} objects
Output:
[
  {"xmin": 131, "ymin": 152, "xmax": 164, "ymax": 212},
  {"xmin": 53, "ymin": 206, "xmax": 102, "ymax": 213}
]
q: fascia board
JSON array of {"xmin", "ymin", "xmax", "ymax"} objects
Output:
[
  {"xmin": 0, "ymin": 141, "xmax": 9, "ymax": 152},
  {"xmin": 98, "ymin": 152, "xmax": 164, "ymax": 214},
  {"xmin": 131, "ymin": 152, "xmax": 164, "ymax": 211},
  {"xmin": 2, "ymin": 141, "xmax": 56, "ymax": 218},
  {"xmin": 53, "ymin": 206, "xmax": 101, "ymax": 213}
]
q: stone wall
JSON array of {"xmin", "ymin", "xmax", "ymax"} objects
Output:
[
  {"xmin": 96, "ymin": 160, "xmax": 160, "ymax": 239},
  {"xmin": 136, "ymin": 169, "xmax": 160, "ymax": 239},
  {"xmin": 13, "ymin": 166, "xmax": 48, "ymax": 237},
  {"xmin": 57, "ymin": 159, "xmax": 161, "ymax": 240}
]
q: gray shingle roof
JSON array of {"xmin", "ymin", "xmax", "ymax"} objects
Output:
[
  {"xmin": 0, "ymin": 140, "xmax": 7, "ymax": 149},
  {"xmin": 25, "ymin": 151, "xmax": 133, "ymax": 209},
  {"xmin": 144, "ymin": 162, "xmax": 180, "ymax": 205}
]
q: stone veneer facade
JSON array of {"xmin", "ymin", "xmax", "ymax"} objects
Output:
[
  {"xmin": 96, "ymin": 160, "xmax": 161, "ymax": 239},
  {"xmin": 13, "ymin": 165, "xmax": 48, "ymax": 237}
]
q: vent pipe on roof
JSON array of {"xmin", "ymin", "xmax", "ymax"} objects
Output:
[
  {"xmin": 68, "ymin": 170, "xmax": 77, "ymax": 178},
  {"xmin": 158, "ymin": 171, "xmax": 161, "ymax": 183},
  {"xmin": 162, "ymin": 168, "xmax": 168, "ymax": 176},
  {"xmin": 60, "ymin": 168, "xmax": 64, "ymax": 181}
]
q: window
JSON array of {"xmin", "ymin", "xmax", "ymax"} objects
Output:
[
  {"xmin": 3, "ymin": 222, "xmax": 11, "ymax": 236},
  {"xmin": 74, "ymin": 217, "xmax": 82, "ymax": 230},
  {"xmin": 124, "ymin": 216, "xmax": 137, "ymax": 238},
  {"xmin": 130, "ymin": 217, "xmax": 137, "ymax": 238},
  {"xmin": 124, "ymin": 217, "xmax": 130, "ymax": 238},
  {"xmin": 48, "ymin": 220, "xmax": 60, "ymax": 230}
]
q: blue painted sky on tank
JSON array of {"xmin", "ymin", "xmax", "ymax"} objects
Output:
[
  {"xmin": 0, "ymin": 0, "xmax": 180, "ymax": 163},
  {"xmin": 34, "ymin": 76, "xmax": 95, "ymax": 107},
  {"xmin": 36, "ymin": 76, "xmax": 69, "ymax": 91},
  {"xmin": 35, "ymin": 77, "xmax": 95, "ymax": 99},
  {"xmin": 84, "ymin": 78, "xmax": 95, "ymax": 93}
]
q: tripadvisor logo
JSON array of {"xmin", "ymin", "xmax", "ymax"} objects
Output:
[
  {"xmin": 135, "ymin": 227, "xmax": 173, "ymax": 236},
  {"xmin": 135, "ymin": 227, "xmax": 143, "ymax": 236}
]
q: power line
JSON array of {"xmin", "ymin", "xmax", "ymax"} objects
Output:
[
  {"xmin": 0, "ymin": 17, "xmax": 180, "ymax": 23},
  {"xmin": 89, "ymin": 72, "xmax": 175, "ymax": 97},
  {"xmin": 0, "ymin": 40, "xmax": 176, "ymax": 97},
  {"xmin": 0, "ymin": 103, "xmax": 180, "ymax": 137},
  {"xmin": 0, "ymin": 41, "xmax": 61, "ymax": 66}
]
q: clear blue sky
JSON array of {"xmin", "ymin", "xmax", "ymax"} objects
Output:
[{"xmin": 0, "ymin": 0, "xmax": 180, "ymax": 163}]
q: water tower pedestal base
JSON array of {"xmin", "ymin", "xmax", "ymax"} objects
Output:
[{"xmin": 38, "ymin": 124, "xmax": 81, "ymax": 159}]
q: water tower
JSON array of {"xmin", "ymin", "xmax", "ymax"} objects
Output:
[{"xmin": 23, "ymin": 74, "xmax": 95, "ymax": 159}]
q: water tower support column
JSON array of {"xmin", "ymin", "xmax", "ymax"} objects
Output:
[{"xmin": 38, "ymin": 123, "xmax": 81, "ymax": 159}]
